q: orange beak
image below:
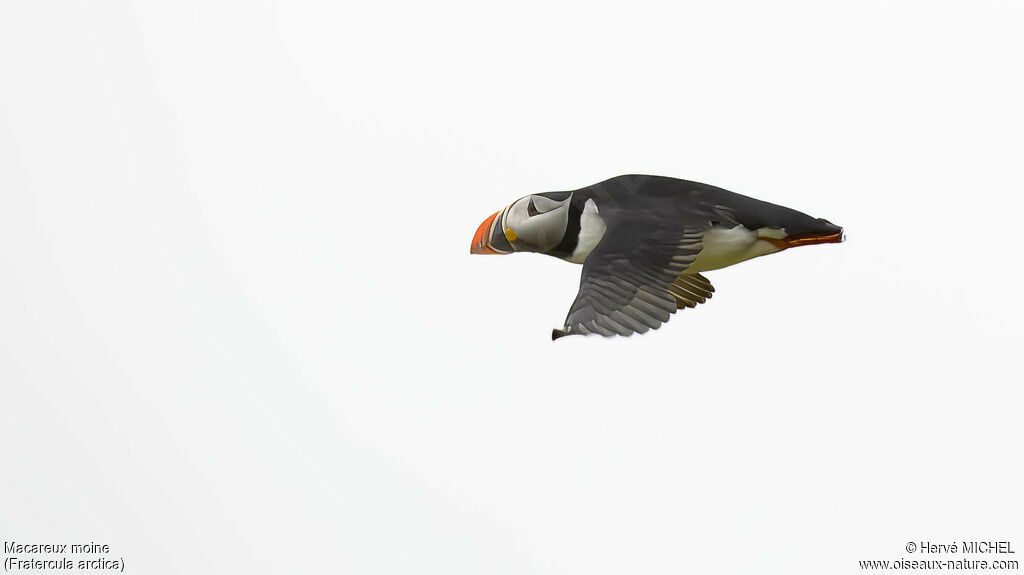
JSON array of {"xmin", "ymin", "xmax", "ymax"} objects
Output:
[{"xmin": 471, "ymin": 211, "xmax": 505, "ymax": 254}]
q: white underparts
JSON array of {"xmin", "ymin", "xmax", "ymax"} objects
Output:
[
  {"xmin": 565, "ymin": 199, "xmax": 606, "ymax": 264},
  {"xmin": 686, "ymin": 225, "xmax": 785, "ymax": 273}
]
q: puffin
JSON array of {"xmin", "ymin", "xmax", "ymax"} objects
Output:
[{"xmin": 470, "ymin": 175, "xmax": 844, "ymax": 340}]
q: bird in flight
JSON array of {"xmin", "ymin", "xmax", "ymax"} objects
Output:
[{"xmin": 470, "ymin": 175, "xmax": 844, "ymax": 340}]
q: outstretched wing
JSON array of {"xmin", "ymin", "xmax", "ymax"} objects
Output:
[{"xmin": 552, "ymin": 218, "xmax": 716, "ymax": 339}]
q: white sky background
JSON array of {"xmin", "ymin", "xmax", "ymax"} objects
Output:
[{"xmin": 1, "ymin": 1, "xmax": 1022, "ymax": 573}]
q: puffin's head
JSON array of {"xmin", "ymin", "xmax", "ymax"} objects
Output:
[{"xmin": 471, "ymin": 192, "xmax": 572, "ymax": 255}]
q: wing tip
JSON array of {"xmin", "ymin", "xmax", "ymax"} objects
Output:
[{"xmin": 552, "ymin": 328, "xmax": 568, "ymax": 341}]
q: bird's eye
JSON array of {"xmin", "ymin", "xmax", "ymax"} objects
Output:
[
  {"xmin": 527, "ymin": 195, "xmax": 565, "ymax": 216},
  {"xmin": 527, "ymin": 198, "xmax": 541, "ymax": 217}
]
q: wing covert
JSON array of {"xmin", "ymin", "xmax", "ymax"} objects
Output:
[{"xmin": 553, "ymin": 220, "xmax": 715, "ymax": 339}]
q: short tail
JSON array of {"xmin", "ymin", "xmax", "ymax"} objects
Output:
[{"xmin": 764, "ymin": 220, "xmax": 844, "ymax": 250}]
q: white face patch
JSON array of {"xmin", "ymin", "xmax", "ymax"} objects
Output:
[{"xmin": 504, "ymin": 194, "xmax": 571, "ymax": 252}]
